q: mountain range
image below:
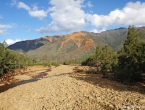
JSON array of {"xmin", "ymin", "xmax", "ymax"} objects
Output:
[{"xmin": 8, "ymin": 26, "xmax": 145, "ymax": 61}]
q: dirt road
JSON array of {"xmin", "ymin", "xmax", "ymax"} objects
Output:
[{"xmin": 0, "ymin": 65, "xmax": 145, "ymax": 110}]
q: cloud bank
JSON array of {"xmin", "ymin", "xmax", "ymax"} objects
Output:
[
  {"xmin": 35, "ymin": 0, "xmax": 145, "ymax": 33},
  {"xmin": 90, "ymin": 27, "xmax": 106, "ymax": 33},
  {"xmin": 10, "ymin": 0, "xmax": 145, "ymax": 33},
  {"xmin": 86, "ymin": 1, "xmax": 145, "ymax": 27},
  {"xmin": 36, "ymin": 0, "xmax": 86, "ymax": 33},
  {"xmin": 5, "ymin": 39, "xmax": 21, "ymax": 45}
]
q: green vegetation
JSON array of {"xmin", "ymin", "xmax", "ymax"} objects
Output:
[
  {"xmin": 0, "ymin": 41, "xmax": 61, "ymax": 79},
  {"xmin": 114, "ymin": 26, "xmax": 145, "ymax": 83},
  {"xmin": 63, "ymin": 59, "xmax": 82, "ymax": 65},
  {"xmin": 82, "ymin": 45, "xmax": 117, "ymax": 76},
  {"xmin": 34, "ymin": 61, "xmax": 60, "ymax": 67},
  {"xmin": 0, "ymin": 41, "xmax": 34, "ymax": 78},
  {"xmin": 82, "ymin": 26, "xmax": 145, "ymax": 83},
  {"xmin": 51, "ymin": 62, "xmax": 60, "ymax": 67}
]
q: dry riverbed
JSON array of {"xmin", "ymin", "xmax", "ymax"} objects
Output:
[{"xmin": 0, "ymin": 65, "xmax": 145, "ymax": 110}]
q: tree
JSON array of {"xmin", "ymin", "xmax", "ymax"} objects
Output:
[
  {"xmin": 0, "ymin": 42, "xmax": 34, "ymax": 78},
  {"xmin": 101, "ymin": 45, "xmax": 114, "ymax": 77},
  {"xmin": 95, "ymin": 46, "xmax": 102, "ymax": 72},
  {"xmin": 81, "ymin": 45, "xmax": 117, "ymax": 76},
  {"xmin": 114, "ymin": 26, "xmax": 144, "ymax": 83},
  {"xmin": 0, "ymin": 43, "xmax": 15, "ymax": 76}
]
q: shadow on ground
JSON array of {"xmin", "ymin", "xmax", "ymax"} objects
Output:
[
  {"xmin": 70, "ymin": 72, "xmax": 145, "ymax": 94},
  {"xmin": 0, "ymin": 78, "xmax": 41, "ymax": 93},
  {"xmin": 0, "ymin": 68, "xmax": 51, "ymax": 93}
]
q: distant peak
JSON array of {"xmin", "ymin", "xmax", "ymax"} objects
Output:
[{"xmin": 115, "ymin": 27, "xmax": 126, "ymax": 30}]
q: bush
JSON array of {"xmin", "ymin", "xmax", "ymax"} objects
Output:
[
  {"xmin": 0, "ymin": 42, "xmax": 35, "ymax": 79},
  {"xmin": 51, "ymin": 62, "xmax": 60, "ymax": 66}
]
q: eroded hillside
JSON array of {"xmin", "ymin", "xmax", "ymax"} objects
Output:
[{"xmin": 8, "ymin": 27, "xmax": 145, "ymax": 61}]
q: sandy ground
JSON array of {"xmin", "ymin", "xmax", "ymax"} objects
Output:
[{"xmin": 0, "ymin": 65, "xmax": 145, "ymax": 110}]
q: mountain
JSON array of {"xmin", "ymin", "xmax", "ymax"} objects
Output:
[{"xmin": 8, "ymin": 27, "xmax": 145, "ymax": 61}]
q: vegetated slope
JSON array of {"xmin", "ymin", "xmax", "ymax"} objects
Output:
[{"xmin": 8, "ymin": 27, "xmax": 145, "ymax": 61}]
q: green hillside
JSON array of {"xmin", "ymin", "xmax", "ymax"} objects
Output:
[{"xmin": 8, "ymin": 27, "xmax": 145, "ymax": 61}]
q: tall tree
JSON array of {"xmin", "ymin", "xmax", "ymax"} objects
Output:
[
  {"xmin": 95, "ymin": 46, "xmax": 102, "ymax": 72},
  {"xmin": 115, "ymin": 26, "xmax": 144, "ymax": 83},
  {"xmin": 101, "ymin": 45, "xmax": 114, "ymax": 77}
]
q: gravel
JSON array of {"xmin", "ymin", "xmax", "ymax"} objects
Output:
[{"xmin": 0, "ymin": 65, "xmax": 145, "ymax": 110}]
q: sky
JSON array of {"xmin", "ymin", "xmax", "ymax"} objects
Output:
[{"xmin": 0, "ymin": 0, "xmax": 145, "ymax": 45}]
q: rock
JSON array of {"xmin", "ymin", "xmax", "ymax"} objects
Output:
[
  {"xmin": 109, "ymin": 104, "xmax": 114, "ymax": 109},
  {"xmin": 140, "ymin": 99, "xmax": 145, "ymax": 104}
]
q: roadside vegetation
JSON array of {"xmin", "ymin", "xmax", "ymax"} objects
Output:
[
  {"xmin": 0, "ymin": 41, "xmax": 34, "ymax": 77},
  {"xmin": 0, "ymin": 42, "xmax": 60, "ymax": 81},
  {"xmin": 82, "ymin": 26, "xmax": 145, "ymax": 84}
]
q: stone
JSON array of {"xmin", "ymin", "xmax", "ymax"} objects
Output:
[
  {"xmin": 140, "ymin": 99, "xmax": 145, "ymax": 104},
  {"xmin": 108, "ymin": 104, "xmax": 115, "ymax": 109}
]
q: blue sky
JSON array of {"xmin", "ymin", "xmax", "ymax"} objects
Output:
[{"xmin": 0, "ymin": 0, "xmax": 145, "ymax": 45}]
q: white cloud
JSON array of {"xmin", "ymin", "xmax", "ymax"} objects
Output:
[
  {"xmin": 90, "ymin": 28, "xmax": 98, "ymax": 33},
  {"xmin": 86, "ymin": 1, "xmax": 145, "ymax": 27},
  {"xmin": 87, "ymin": 1, "xmax": 93, "ymax": 8},
  {"xmin": 17, "ymin": 1, "xmax": 48, "ymax": 19},
  {"xmin": 0, "ymin": 24, "xmax": 12, "ymax": 35},
  {"xmin": 5, "ymin": 39, "xmax": 21, "ymax": 45},
  {"xmin": 35, "ymin": 0, "xmax": 86, "ymax": 33},
  {"xmin": 11, "ymin": 0, "xmax": 145, "ymax": 33},
  {"xmin": 18, "ymin": 2, "xmax": 30, "ymax": 10},
  {"xmin": 0, "ymin": 24, "xmax": 11, "ymax": 29},
  {"xmin": 90, "ymin": 27, "xmax": 106, "ymax": 33},
  {"xmin": 29, "ymin": 9, "xmax": 47, "ymax": 19}
]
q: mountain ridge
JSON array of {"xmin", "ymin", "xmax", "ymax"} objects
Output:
[{"xmin": 8, "ymin": 27, "xmax": 145, "ymax": 61}]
